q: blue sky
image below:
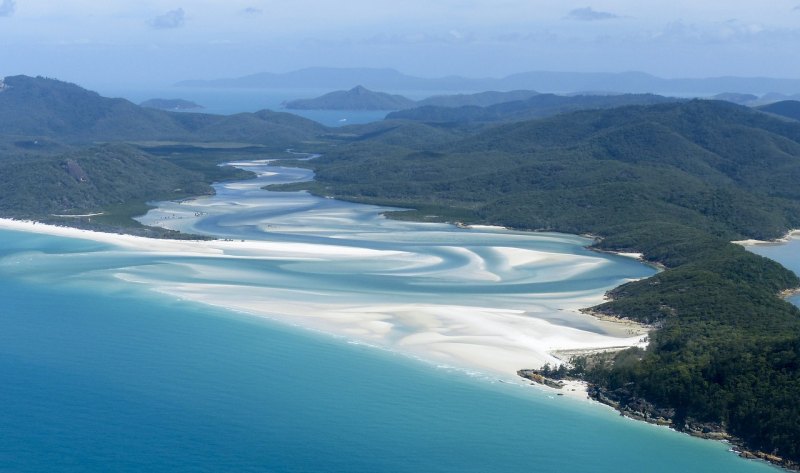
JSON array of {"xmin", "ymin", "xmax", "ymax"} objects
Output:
[{"xmin": 1, "ymin": 0, "xmax": 799, "ymax": 88}]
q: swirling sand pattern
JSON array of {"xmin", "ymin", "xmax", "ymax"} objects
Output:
[{"xmin": 0, "ymin": 161, "xmax": 656, "ymax": 375}]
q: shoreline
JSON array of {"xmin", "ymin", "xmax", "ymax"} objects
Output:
[
  {"xmin": 584, "ymin": 383, "xmax": 798, "ymax": 471},
  {"xmin": 732, "ymin": 229, "xmax": 800, "ymax": 247},
  {"xmin": 0, "ymin": 216, "xmax": 653, "ymax": 383},
  {"xmin": 734, "ymin": 230, "xmax": 800, "ymax": 302},
  {"xmin": 588, "ymin": 246, "xmax": 668, "ymax": 271}
]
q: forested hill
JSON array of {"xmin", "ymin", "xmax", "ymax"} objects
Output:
[
  {"xmin": 386, "ymin": 93, "xmax": 680, "ymax": 124},
  {"xmin": 758, "ymin": 100, "xmax": 800, "ymax": 122},
  {"xmin": 416, "ymin": 90, "xmax": 540, "ymax": 108},
  {"xmin": 305, "ymin": 100, "xmax": 800, "ymax": 241},
  {"xmin": 0, "ymin": 76, "xmax": 327, "ymax": 235},
  {"xmin": 277, "ymin": 100, "xmax": 800, "ymax": 466},
  {"xmin": 284, "ymin": 86, "xmax": 417, "ymax": 110},
  {"xmin": 0, "ymin": 75, "xmax": 327, "ymax": 146},
  {"xmin": 284, "ymin": 87, "xmax": 542, "ymax": 111}
]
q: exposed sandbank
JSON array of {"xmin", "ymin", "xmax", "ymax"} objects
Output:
[
  {"xmin": 732, "ymin": 229, "xmax": 800, "ymax": 247},
  {"xmin": 0, "ymin": 217, "xmax": 652, "ymax": 381}
]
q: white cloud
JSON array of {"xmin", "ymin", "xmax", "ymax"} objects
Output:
[
  {"xmin": 0, "ymin": 0, "xmax": 16, "ymax": 17},
  {"xmin": 649, "ymin": 19, "xmax": 800, "ymax": 44},
  {"xmin": 149, "ymin": 8, "xmax": 185, "ymax": 29},
  {"xmin": 359, "ymin": 29, "xmax": 477, "ymax": 46},
  {"xmin": 566, "ymin": 6, "xmax": 619, "ymax": 21}
]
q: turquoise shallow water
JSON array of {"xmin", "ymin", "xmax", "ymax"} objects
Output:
[
  {"xmin": 0, "ymin": 161, "xmax": 783, "ymax": 472},
  {"xmin": 0, "ymin": 229, "xmax": 779, "ymax": 472}
]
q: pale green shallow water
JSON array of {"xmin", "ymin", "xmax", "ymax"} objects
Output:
[{"xmin": 0, "ymin": 162, "xmax": 781, "ymax": 472}]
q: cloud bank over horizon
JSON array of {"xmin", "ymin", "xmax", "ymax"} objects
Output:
[
  {"xmin": 1, "ymin": 1, "xmax": 799, "ymax": 87},
  {"xmin": 0, "ymin": 0, "xmax": 16, "ymax": 17}
]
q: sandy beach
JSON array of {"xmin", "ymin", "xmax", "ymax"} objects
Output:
[
  {"xmin": 732, "ymin": 229, "xmax": 800, "ymax": 246},
  {"xmin": 0, "ymin": 217, "xmax": 652, "ymax": 383}
]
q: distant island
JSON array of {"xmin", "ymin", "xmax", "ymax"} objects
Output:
[
  {"xmin": 285, "ymin": 87, "xmax": 547, "ymax": 111},
  {"xmin": 283, "ymin": 87, "xmax": 677, "ymax": 117},
  {"xmin": 140, "ymin": 98, "xmax": 204, "ymax": 111},
  {"xmin": 175, "ymin": 66, "xmax": 800, "ymax": 96},
  {"xmin": 284, "ymin": 86, "xmax": 416, "ymax": 110}
]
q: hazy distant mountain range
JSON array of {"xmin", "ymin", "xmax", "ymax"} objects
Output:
[
  {"xmin": 176, "ymin": 67, "xmax": 800, "ymax": 95},
  {"xmin": 283, "ymin": 86, "xmax": 544, "ymax": 111}
]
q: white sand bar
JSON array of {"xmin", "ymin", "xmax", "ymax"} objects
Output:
[
  {"xmin": 0, "ymin": 216, "xmax": 653, "ymax": 379},
  {"xmin": 0, "ymin": 163, "xmax": 656, "ymax": 381}
]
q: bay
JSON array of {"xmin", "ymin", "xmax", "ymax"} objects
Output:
[
  {"xmin": 747, "ymin": 235, "xmax": 800, "ymax": 307},
  {"xmin": 0, "ymin": 160, "xmax": 781, "ymax": 472},
  {"xmin": 94, "ymin": 86, "xmax": 443, "ymax": 127}
]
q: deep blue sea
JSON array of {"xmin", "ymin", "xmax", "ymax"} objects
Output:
[{"xmin": 0, "ymin": 161, "xmax": 783, "ymax": 472}]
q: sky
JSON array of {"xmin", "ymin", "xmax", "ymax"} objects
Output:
[{"xmin": 1, "ymin": 0, "xmax": 800, "ymax": 89}]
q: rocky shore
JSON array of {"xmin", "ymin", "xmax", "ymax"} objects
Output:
[
  {"xmin": 518, "ymin": 367, "xmax": 797, "ymax": 471},
  {"xmin": 586, "ymin": 384, "xmax": 798, "ymax": 472}
]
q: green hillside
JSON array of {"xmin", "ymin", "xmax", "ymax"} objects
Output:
[
  {"xmin": 416, "ymin": 90, "xmax": 540, "ymax": 107},
  {"xmin": 0, "ymin": 76, "xmax": 326, "ymax": 234},
  {"xmin": 275, "ymin": 100, "xmax": 800, "ymax": 466},
  {"xmin": 387, "ymin": 93, "xmax": 679, "ymax": 124},
  {"xmin": 758, "ymin": 100, "xmax": 800, "ymax": 122},
  {"xmin": 284, "ymin": 85, "xmax": 416, "ymax": 110},
  {"xmin": 0, "ymin": 75, "xmax": 327, "ymax": 147}
]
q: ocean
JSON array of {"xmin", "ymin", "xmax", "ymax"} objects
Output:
[
  {"xmin": 0, "ymin": 160, "xmax": 782, "ymax": 472},
  {"xmin": 94, "ymin": 86, "xmax": 446, "ymax": 127}
]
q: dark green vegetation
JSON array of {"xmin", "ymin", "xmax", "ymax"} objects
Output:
[
  {"xmin": 0, "ymin": 75, "xmax": 325, "ymax": 146},
  {"xmin": 0, "ymin": 142, "xmax": 274, "ymax": 237},
  {"xmin": 387, "ymin": 93, "xmax": 680, "ymax": 124},
  {"xmin": 416, "ymin": 90, "xmax": 540, "ymax": 108},
  {"xmin": 140, "ymin": 98, "xmax": 204, "ymax": 111},
  {"xmin": 0, "ymin": 144, "xmax": 208, "ymax": 218},
  {"xmin": 282, "ymin": 84, "xmax": 678, "ymax": 124},
  {"xmin": 284, "ymin": 85, "xmax": 417, "ymax": 110},
  {"xmin": 285, "ymin": 87, "xmax": 543, "ymax": 111},
  {"xmin": 276, "ymin": 99, "xmax": 800, "ymax": 466},
  {"xmin": 0, "ymin": 76, "xmax": 326, "ymax": 235},
  {"xmin": 3, "ymin": 75, "xmax": 800, "ymax": 466},
  {"xmin": 759, "ymin": 100, "xmax": 800, "ymax": 122}
]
